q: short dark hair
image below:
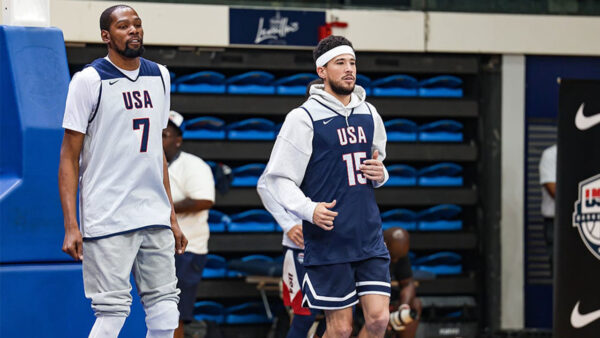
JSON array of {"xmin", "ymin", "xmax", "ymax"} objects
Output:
[
  {"xmin": 313, "ymin": 35, "xmax": 354, "ymax": 65},
  {"xmin": 100, "ymin": 5, "xmax": 132, "ymax": 31}
]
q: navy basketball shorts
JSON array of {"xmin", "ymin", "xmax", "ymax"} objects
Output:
[
  {"xmin": 174, "ymin": 252, "xmax": 208, "ymax": 322},
  {"xmin": 302, "ymin": 256, "xmax": 391, "ymax": 310},
  {"xmin": 282, "ymin": 246, "xmax": 312, "ymax": 315}
]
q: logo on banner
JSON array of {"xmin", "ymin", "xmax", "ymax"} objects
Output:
[
  {"xmin": 255, "ymin": 11, "xmax": 299, "ymax": 44},
  {"xmin": 575, "ymin": 103, "xmax": 600, "ymax": 131},
  {"xmin": 571, "ymin": 301, "xmax": 600, "ymax": 328},
  {"xmin": 573, "ymin": 173, "xmax": 600, "ymax": 260}
]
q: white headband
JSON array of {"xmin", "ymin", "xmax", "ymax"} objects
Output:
[{"xmin": 315, "ymin": 45, "xmax": 355, "ymax": 67}]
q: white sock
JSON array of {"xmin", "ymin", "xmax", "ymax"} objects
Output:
[
  {"xmin": 146, "ymin": 329, "xmax": 175, "ymax": 338},
  {"xmin": 89, "ymin": 316, "xmax": 126, "ymax": 338},
  {"xmin": 145, "ymin": 300, "xmax": 179, "ymax": 338}
]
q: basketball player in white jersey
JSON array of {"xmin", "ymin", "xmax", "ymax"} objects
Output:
[{"xmin": 58, "ymin": 5, "xmax": 186, "ymax": 338}]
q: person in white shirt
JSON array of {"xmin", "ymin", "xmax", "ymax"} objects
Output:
[
  {"xmin": 58, "ymin": 5, "xmax": 186, "ymax": 338},
  {"xmin": 539, "ymin": 144, "xmax": 557, "ymax": 265},
  {"xmin": 163, "ymin": 111, "xmax": 215, "ymax": 338}
]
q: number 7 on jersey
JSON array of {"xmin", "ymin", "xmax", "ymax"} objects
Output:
[{"xmin": 133, "ymin": 118, "xmax": 149, "ymax": 152}]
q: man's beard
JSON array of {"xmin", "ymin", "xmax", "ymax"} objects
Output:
[
  {"xmin": 329, "ymin": 78, "xmax": 355, "ymax": 96},
  {"xmin": 116, "ymin": 40, "xmax": 145, "ymax": 58}
]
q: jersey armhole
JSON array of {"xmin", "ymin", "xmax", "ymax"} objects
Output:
[
  {"xmin": 300, "ymin": 106, "xmax": 314, "ymax": 123},
  {"xmin": 88, "ymin": 82, "xmax": 102, "ymax": 124},
  {"xmin": 160, "ymin": 69, "xmax": 166, "ymax": 94},
  {"xmin": 365, "ymin": 102, "xmax": 374, "ymax": 116}
]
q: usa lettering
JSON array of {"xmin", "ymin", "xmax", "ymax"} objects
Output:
[
  {"xmin": 122, "ymin": 90, "xmax": 154, "ymax": 110},
  {"xmin": 337, "ymin": 126, "xmax": 367, "ymax": 146},
  {"xmin": 585, "ymin": 188, "xmax": 600, "ymax": 207}
]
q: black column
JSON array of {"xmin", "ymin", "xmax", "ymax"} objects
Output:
[{"xmin": 554, "ymin": 79, "xmax": 600, "ymax": 337}]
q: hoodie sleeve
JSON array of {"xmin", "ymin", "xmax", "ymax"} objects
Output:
[
  {"xmin": 257, "ymin": 173, "xmax": 302, "ymax": 233},
  {"xmin": 369, "ymin": 102, "xmax": 389, "ymax": 188},
  {"xmin": 263, "ymin": 108, "xmax": 318, "ymax": 223}
]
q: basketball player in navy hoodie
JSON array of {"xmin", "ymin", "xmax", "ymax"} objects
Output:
[{"xmin": 262, "ymin": 35, "xmax": 390, "ymax": 338}]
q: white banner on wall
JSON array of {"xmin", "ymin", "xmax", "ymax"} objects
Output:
[{"xmin": 2, "ymin": 0, "xmax": 50, "ymax": 27}]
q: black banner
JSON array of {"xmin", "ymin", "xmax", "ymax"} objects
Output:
[{"xmin": 555, "ymin": 79, "xmax": 600, "ymax": 337}]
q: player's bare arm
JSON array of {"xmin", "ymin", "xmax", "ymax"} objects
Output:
[
  {"xmin": 543, "ymin": 182, "xmax": 556, "ymax": 198},
  {"xmin": 58, "ymin": 129, "xmax": 85, "ymax": 261},
  {"xmin": 174, "ymin": 198, "xmax": 213, "ymax": 214},
  {"xmin": 312, "ymin": 200, "xmax": 338, "ymax": 230},
  {"xmin": 162, "ymin": 151, "xmax": 188, "ymax": 254},
  {"xmin": 360, "ymin": 149, "xmax": 385, "ymax": 183}
]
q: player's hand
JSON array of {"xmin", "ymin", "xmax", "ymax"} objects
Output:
[
  {"xmin": 360, "ymin": 150, "xmax": 384, "ymax": 183},
  {"xmin": 171, "ymin": 220, "xmax": 188, "ymax": 255},
  {"xmin": 312, "ymin": 200, "xmax": 338, "ymax": 231},
  {"xmin": 62, "ymin": 227, "xmax": 83, "ymax": 261},
  {"xmin": 287, "ymin": 224, "xmax": 304, "ymax": 248}
]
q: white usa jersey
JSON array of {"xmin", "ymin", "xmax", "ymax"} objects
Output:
[{"xmin": 64, "ymin": 57, "xmax": 171, "ymax": 239}]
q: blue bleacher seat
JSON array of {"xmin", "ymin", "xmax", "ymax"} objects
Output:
[
  {"xmin": 371, "ymin": 74, "xmax": 418, "ymax": 97},
  {"xmin": 385, "ymin": 119, "xmax": 418, "ymax": 142},
  {"xmin": 228, "ymin": 209, "xmax": 276, "ymax": 232},
  {"xmin": 418, "ymin": 120, "xmax": 464, "ymax": 142},
  {"xmin": 202, "ymin": 255, "xmax": 228, "ymax": 279},
  {"xmin": 274, "ymin": 73, "xmax": 319, "ymax": 95},
  {"xmin": 169, "ymin": 71, "xmax": 176, "ymax": 92},
  {"xmin": 225, "ymin": 302, "xmax": 272, "ymax": 324},
  {"xmin": 381, "ymin": 209, "xmax": 417, "ymax": 231},
  {"xmin": 417, "ymin": 204, "xmax": 463, "ymax": 231},
  {"xmin": 413, "ymin": 252, "xmax": 463, "ymax": 275},
  {"xmin": 417, "ymin": 163, "xmax": 463, "ymax": 186},
  {"xmin": 205, "ymin": 161, "xmax": 217, "ymax": 181},
  {"xmin": 174, "ymin": 71, "xmax": 226, "ymax": 94},
  {"xmin": 356, "ymin": 74, "xmax": 372, "ymax": 96},
  {"xmin": 418, "ymin": 75, "xmax": 463, "ymax": 98},
  {"xmin": 227, "ymin": 255, "xmax": 280, "ymax": 277},
  {"xmin": 444, "ymin": 310, "xmax": 464, "ymax": 318},
  {"xmin": 193, "ymin": 301, "xmax": 226, "ymax": 323},
  {"xmin": 227, "ymin": 118, "xmax": 276, "ymax": 140},
  {"xmin": 274, "ymin": 122, "xmax": 284, "ymax": 137},
  {"xmin": 386, "ymin": 164, "xmax": 417, "ymax": 186},
  {"xmin": 226, "ymin": 71, "xmax": 275, "ymax": 95},
  {"xmin": 231, "ymin": 163, "xmax": 266, "ymax": 187},
  {"xmin": 182, "ymin": 116, "xmax": 226, "ymax": 140},
  {"xmin": 208, "ymin": 210, "xmax": 230, "ymax": 233}
]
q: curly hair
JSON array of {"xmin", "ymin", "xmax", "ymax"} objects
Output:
[
  {"xmin": 100, "ymin": 5, "xmax": 132, "ymax": 31},
  {"xmin": 313, "ymin": 35, "xmax": 354, "ymax": 65}
]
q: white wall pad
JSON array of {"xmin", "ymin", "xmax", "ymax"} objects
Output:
[
  {"xmin": 2, "ymin": 0, "xmax": 50, "ymax": 27},
  {"xmin": 500, "ymin": 54, "xmax": 525, "ymax": 330},
  {"xmin": 50, "ymin": 0, "xmax": 228, "ymax": 47},
  {"xmin": 427, "ymin": 12, "xmax": 600, "ymax": 56},
  {"xmin": 327, "ymin": 9, "xmax": 425, "ymax": 52}
]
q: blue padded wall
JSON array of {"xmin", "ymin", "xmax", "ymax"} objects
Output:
[
  {"xmin": 0, "ymin": 26, "xmax": 69, "ymax": 262},
  {"xmin": 0, "ymin": 263, "xmax": 146, "ymax": 337}
]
